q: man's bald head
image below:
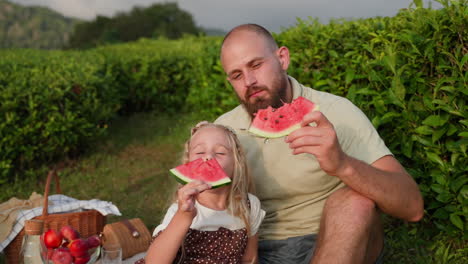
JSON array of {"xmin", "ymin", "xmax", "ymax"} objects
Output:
[{"xmin": 221, "ymin": 24, "xmax": 278, "ymax": 55}]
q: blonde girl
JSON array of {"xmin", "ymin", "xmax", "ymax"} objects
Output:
[{"xmin": 142, "ymin": 121, "xmax": 265, "ymax": 264}]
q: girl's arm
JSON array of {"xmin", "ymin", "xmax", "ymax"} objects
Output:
[
  {"xmin": 145, "ymin": 181, "xmax": 211, "ymax": 263},
  {"xmin": 144, "ymin": 211, "xmax": 193, "ymax": 263},
  {"xmin": 242, "ymin": 234, "xmax": 259, "ymax": 264}
]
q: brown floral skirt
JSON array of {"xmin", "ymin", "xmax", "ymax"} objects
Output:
[{"xmin": 135, "ymin": 227, "xmax": 248, "ymax": 264}]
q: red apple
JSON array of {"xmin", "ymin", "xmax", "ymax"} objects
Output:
[
  {"xmin": 60, "ymin": 226, "xmax": 80, "ymax": 241},
  {"xmin": 86, "ymin": 235, "xmax": 101, "ymax": 248},
  {"xmin": 73, "ymin": 253, "xmax": 90, "ymax": 264},
  {"xmin": 51, "ymin": 247, "xmax": 73, "ymax": 264},
  {"xmin": 68, "ymin": 239, "xmax": 89, "ymax": 257},
  {"xmin": 44, "ymin": 229, "xmax": 63, "ymax": 249}
]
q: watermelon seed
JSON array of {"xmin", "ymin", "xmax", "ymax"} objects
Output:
[
  {"xmin": 263, "ymin": 117, "xmax": 268, "ymax": 120},
  {"xmin": 272, "ymin": 108, "xmax": 276, "ymax": 112},
  {"xmin": 275, "ymin": 120, "xmax": 279, "ymax": 124},
  {"xmin": 279, "ymin": 115, "xmax": 284, "ymax": 118}
]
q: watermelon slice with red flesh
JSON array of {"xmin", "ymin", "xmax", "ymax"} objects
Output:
[
  {"xmin": 248, "ymin": 96, "xmax": 319, "ymax": 138},
  {"xmin": 170, "ymin": 158, "xmax": 231, "ymax": 188}
]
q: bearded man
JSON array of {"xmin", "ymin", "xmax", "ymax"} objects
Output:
[{"xmin": 215, "ymin": 24, "xmax": 423, "ymax": 264}]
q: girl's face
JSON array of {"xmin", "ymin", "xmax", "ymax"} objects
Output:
[{"xmin": 189, "ymin": 126, "xmax": 235, "ymax": 178}]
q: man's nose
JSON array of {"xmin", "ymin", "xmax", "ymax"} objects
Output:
[{"xmin": 244, "ymin": 71, "xmax": 257, "ymax": 87}]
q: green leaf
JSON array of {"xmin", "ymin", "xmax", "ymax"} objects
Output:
[
  {"xmin": 451, "ymin": 153, "xmax": 459, "ymax": 166},
  {"xmin": 460, "ymin": 53, "xmax": 468, "ymax": 68},
  {"xmin": 345, "ymin": 70, "xmax": 355, "ymax": 85},
  {"xmin": 391, "ymin": 76, "xmax": 406, "ymax": 101},
  {"xmin": 356, "ymin": 88, "xmax": 378, "ymax": 95},
  {"xmin": 380, "ymin": 112, "xmax": 401, "ymax": 125},
  {"xmin": 431, "ymin": 184, "xmax": 445, "ymax": 194},
  {"xmin": 426, "ymin": 152, "xmax": 445, "ymax": 167},
  {"xmin": 432, "ymin": 127, "xmax": 447, "ymax": 143},
  {"xmin": 401, "ymin": 135, "xmax": 413, "ymax": 158},
  {"xmin": 415, "ymin": 125, "xmax": 433, "ymax": 135},
  {"xmin": 459, "ymin": 131, "xmax": 468, "ymax": 137},
  {"xmin": 427, "ymin": 200, "xmax": 443, "ymax": 210},
  {"xmin": 422, "ymin": 115, "xmax": 447, "ymax": 127},
  {"xmin": 328, "ymin": 50, "xmax": 339, "ymax": 58},
  {"xmin": 314, "ymin": 80, "xmax": 329, "ymax": 87},
  {"xmin": 433, "ymin": 207, "xmax": 449, "ymax": 219},
  {"xmin": 440, "ymin": 86, "xmax": 456, "ymax": 93},
  {"xmin": 436, "ymin": 193, "xmax": 452, "ymax": 203},
  {"xmin": 450, "ymin": 176, "xmax": 468, "ymax": 193},
  {"xmin": 434, "ymin": 172, "xmax": 447, "ymax": 185},
  {"xmin": 449, "ymin": 213, "xmax": 464, "ymax": 230},
  {"xmin": 447, "ymin": 124, "xmax": 458, "ymax": 136},
  {"xmin": 387, "ymin": 89, "xmax": 405, "ymax": 108},
  {"xmin": 412, "ymin": 135, "xmax": 435, "ymax": 147},
  {"xmin": 460, "ymin": 185, "xmax": 468, "ymax": 198},
  {"xmin": 371, "ymin": 116, "xmax": 380, "ymax": 129}
]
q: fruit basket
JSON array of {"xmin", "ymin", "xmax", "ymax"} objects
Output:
[
  {"xmin": 40, "ymin": 226, "xmax": 101, "ymax": 264},
  {"xmin": 4, "ymin": 169, "xmax": 106, "ymax": 264}
]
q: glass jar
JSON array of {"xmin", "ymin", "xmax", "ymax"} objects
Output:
[{"xmin": 19, "ymin": 219, "xmax": 44, "ymax": 264}]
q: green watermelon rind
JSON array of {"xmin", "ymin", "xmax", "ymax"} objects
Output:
[
  {"xmin": 169, "ymin": 168, "xmax": 232, "ymax": 189},
  {"xmin": 248, "ymin": 104, "xmax": 320, "ymax": 138},
  {"xmin": 248, "ymin": 123, "xmax": 302, "ymax": 138}
]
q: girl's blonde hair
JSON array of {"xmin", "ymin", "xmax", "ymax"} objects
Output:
[{"xmin": 181, "ymin": 121, "xmax": 254, "ymax": 234}]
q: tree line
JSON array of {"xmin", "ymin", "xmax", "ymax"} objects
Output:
[
  {"xmin": 68, "ymin": 2, "xmax": 202, "ymax": 49},
  {"xmin": 0, "ymin": 1, "xmax": 208, "ymax": 49}
]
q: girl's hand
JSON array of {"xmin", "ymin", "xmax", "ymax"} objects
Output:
[{"xmin": 177, "ymin": 180, "xmax": 211, "ymax": 217}]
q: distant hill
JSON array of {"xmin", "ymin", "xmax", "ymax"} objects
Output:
[
  {"xmin": 0, "ymin": 0, "xmax": 224, "ymax": 49},
  {"xmin": 0, "ymin": 0, "xmax": 79, "ymax": 49}
]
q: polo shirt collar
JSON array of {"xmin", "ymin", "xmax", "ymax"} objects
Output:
[{"xmin": 288, "ymin": 75, "xmax": 304, "ymax": 100}]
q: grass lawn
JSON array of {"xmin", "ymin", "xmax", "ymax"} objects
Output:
[{"xmin": 1, "ymin": 112, "xmax": 466, "ymax": 263}]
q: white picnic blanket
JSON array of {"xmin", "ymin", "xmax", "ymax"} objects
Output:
[{"xmin": 0, "ymin": 194, "xmax": 121, "ymax": 252}]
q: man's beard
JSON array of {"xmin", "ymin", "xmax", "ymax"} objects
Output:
[{"xmin": 239, "ymin": 75, "xmax": 289, "ymax": 118}]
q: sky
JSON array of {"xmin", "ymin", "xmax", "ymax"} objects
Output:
[{"xmin": 10, "ymin": 0, "xmax": 442, "ymax": 33}]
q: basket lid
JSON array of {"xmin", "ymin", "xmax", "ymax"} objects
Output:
[{"xmin": 24, "ymin": 219, "xmax": 44, "ymax": 235}]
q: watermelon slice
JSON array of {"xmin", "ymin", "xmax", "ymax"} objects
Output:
[
  {"xmin": 248, "ymin": 96, "xmax": 319, "ymax": 138},
  {"xmin": 169, "ymin": 158, "xmax": 231, "ymax": 188}
]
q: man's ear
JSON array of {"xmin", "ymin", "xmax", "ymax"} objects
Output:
[{"xmin": 276, "ymin": 46, "xmax": 290, "ymax": 71}]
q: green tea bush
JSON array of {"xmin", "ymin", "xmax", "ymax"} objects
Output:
[
  {"xmin": 96, "ymin": 38, "xmax": 201, "ymax": 114},
  {"xmin": 276, "ymin": 0, "xmax": 467, "ymax": 236},
  {"xmin": 0, "ymin": 49, "xmax": 120, "ymax": 182}
]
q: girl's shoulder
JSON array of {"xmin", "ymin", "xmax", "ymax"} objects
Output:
[
  {"xmin": 247, "ymin": 193, "xmax": 261, "ymax": 204},
  {"xmin": 247, "ymin": 193, "xmax": 262, "ymax": 210}
]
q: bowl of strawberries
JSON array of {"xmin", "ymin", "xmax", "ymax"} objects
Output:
[{"xmin": 41, "ymin": 225, "xmax": 101, "ymax": 264}]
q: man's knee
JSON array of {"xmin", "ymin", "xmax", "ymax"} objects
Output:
[{"xmin": 324, "ymin": 187, "xmax": 377, "ymax": 223}]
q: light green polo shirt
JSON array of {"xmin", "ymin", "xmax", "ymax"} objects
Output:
[{"xmin": 215, "ymin": 76, "xmax": 392, "ymax": 240}]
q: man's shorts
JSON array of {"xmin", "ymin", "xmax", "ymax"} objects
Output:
[{"xmin": 258, "ymin": 234, "xmax": 384, "ymax": 264}]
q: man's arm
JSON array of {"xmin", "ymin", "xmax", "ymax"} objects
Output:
[
  {"xmin": 285, "ymin": 111, "xmax": 424, "ymax": 222},
  {"xmin": 338, "ymin": 154, "xmax": 423, "ymax": 221}
]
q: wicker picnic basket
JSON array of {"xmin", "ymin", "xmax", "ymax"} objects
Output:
[
  {"xmin": 102, "ymin": 218, "xmax": 152, "ymax": 259},
  {"xmin": 4, "ymin": 169, "xmax": 106, "ymax": 264}
]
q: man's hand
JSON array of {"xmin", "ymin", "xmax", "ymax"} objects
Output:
[{"xmin": 285, "ymin": 111, "xmax": 349, "ymax": 176}]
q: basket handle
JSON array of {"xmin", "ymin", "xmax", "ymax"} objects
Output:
[{"xmin": 42, "ymin": 169, "xmax": 62, "ymax": 217}]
